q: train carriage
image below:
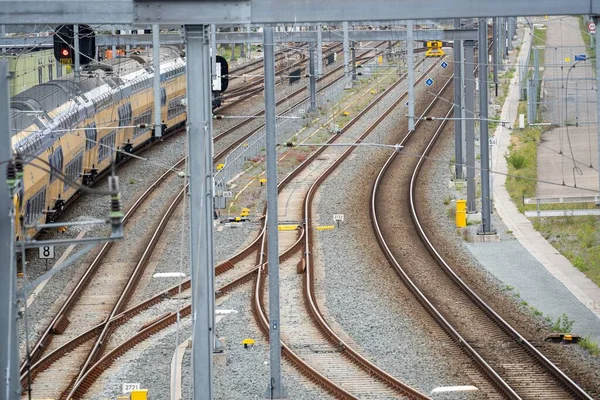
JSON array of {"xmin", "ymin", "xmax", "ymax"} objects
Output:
[{"xmin": 9, "ymin": 46, "xmax": 219, "ymax": 239}]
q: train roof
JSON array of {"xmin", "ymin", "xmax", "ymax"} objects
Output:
[{"xmin": 10, "ymin": 46, "xmax": 181, "ymax": 135}]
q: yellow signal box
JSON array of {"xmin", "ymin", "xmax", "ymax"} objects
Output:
[{"xmin": 425, "ymin": 41, "xmax": 444, "ymax": 57}]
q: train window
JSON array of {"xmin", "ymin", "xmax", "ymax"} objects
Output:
[
  {"xmin": 167, "ymin": 96, "xmax": 185, "ymax": 120},
  {"xmin": 98, "ymin": 130, "xmax": 116, "ymax": 162},
  {"xmin": 64, "ymin": 152, "xmax": 83, "ymax": 191},
  {"xmin": 118, "ymin": 103, "xmax": 132, "ymax": 127},
  {"xmin": 160, "ymin": 88, "xmax": 167, "ymax": 107},
  {"xmin": 133, "ymin": 110, "xmax": 152, "ymax": 137},
  {"xmin": 85, "ymin": 123, "xmax": 97, "ymax": 150},
  {"xmin": 49, "ymin": 147, "xmax": 63, "ymax": 183},
  {"xmin": 25, "ymin": 189, "xmax": 46, "ymax": 225}
]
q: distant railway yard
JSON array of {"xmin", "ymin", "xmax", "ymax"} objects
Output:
[{"xmin": 1, "ymin": 12, "xmax": 600, "ymax": 400}]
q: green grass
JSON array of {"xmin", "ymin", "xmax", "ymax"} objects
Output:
[
  {"xmin": 551, "ymin": 313, "xmax": 575, "ymax": 333},
  {"xmin": 532, "ymin": 215, "xmax": 600, "ymax": 287},
  {"xmin": 505, "ymin": 102, "xmax": 542, "ymax": 212},
  {"xmin": 579, "ymin": 336, "xmax": 600, "ymax": 356},
  {"xmin": 578, "ymin": 16, "xmax": 596, "ymax": 71}
]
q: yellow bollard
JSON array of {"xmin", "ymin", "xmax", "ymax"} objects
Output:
[
  {"xmin": 456, "ymin": 199, "xmax": 467, "ymax": 228},
  {"xmin": 130, "ymin": 389, "xmax": 148, "ymax": 400}
]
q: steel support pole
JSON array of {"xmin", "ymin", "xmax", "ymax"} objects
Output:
[
  {"xmin": 317, "ymin": 24, "xmax": 323, "ymax": 76},
  {"xmin": 343, "ymin": 21, "xmax": 350, "ymax": 85},
  {"xmin": 454, "ymin": 19, "xmax": 463, "ymax": 179},
  {"xmin": 230, "ymin": 27, "xmax": 236, "ymax": 62},
  {"xmin": 152, "ymin": 24, "xmax": 162, "ymax": 137},
  {"xmin": 2, "ymin": 25, "xmax": 6, "ymax": 55},
  {"xmin": 111, "ymin": 28, "xmax": 116, "ymax": 59},
  {"xmin": 240, "ymin": 25, "xmax": 245, "ymax": 58},
  {"xmin": 493, "ymin": 18, "xmax": 498, "ymax": 96},
  {"xmin": 461, "ymin": 40, "xmax": 467, "ymax": 171},
  {"xmin": 504, "ymin": 18, "xmax": 509, "ymax": 57},
  {"xmin": 595, "ymin": 16, "xmax": 600, "ymax": 192},
  {"xmin": 210, "ymin": 24, "xmax": 217, "ymax": 82},
  {"xmin": 263, "ymin": 26, "xmax": 286, "ymax": 399},
  {"xmin": 351, "ymin": 41, "xmax": 357, "ymax": 81},
  {"xmin": 464, "ymin": 40, "xmax": 476, "ymax": 213},
  {"xmin": 498, "ymin": 18, "xmax": 505, "ymax": 71},
  {"xmin": 74, "ymin": 24, "xmax": 80, "ymax": 82},
  {"xmin": 309, "ymin": 42, "xmax": 317, "ymax": 112},
  {"xmin": 479, "ymin": 18, "xmax": 493, "ymax": 234},
  {"xmin": 0, "ymin": 60, "xmax": 18, "ymax": 400},
  {"xmin": 184, "ymin": 25, "xmax": 213, "ymax": 400},
  {"xmin": 407, "ymin": 20, "xmax": 415, "ymax": 131}
]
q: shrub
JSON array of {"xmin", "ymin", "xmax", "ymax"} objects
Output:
[
  {"xmin": 551, "ymin": 313, "xmax": 575, "ymax": 333},
  {"xmin": 579, "ymin": 336, "xmax": 600, "ymax": 356},
  {"xmin": 507, "ymin": 152, "xmax": 526, "ymax": 170}
]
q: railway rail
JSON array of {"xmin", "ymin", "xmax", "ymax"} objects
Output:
[
  {"xmin": 19, "ymin": 42, "xmax": 425, "ymax": 399},
  {"xmin": 251, "ymin": 57, "xmax": 440, "ymax": 398},
  {"xmin": 369, "ymin": 54, "xmax": 594, "ymax": 399},
  {"xmin": 19, "ymin": 41, "xmax": 388, "ymax": 387}
]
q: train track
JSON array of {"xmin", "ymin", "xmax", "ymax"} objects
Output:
[
  {"xmin": 19, "ymin": 41, "xmax": 387, "ymax": 385},
  {"xmin": 19, "ymin": 42, "xmax": 414, "ymax": 398},
  {"xmin": 369, "ymin": 53, "xmax": 594, "ymax": 399},
  {"xmin": 23, "ymin": 52, "xmax": 414, "ymax": 399},
  {"xmin": 250, "ymin": 57, "xmax": 442, "ymax": 398}
]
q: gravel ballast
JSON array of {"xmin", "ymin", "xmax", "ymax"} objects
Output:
[{"xmin": 311, "ymin": 56, "xmax": 486, "ymax": 397}]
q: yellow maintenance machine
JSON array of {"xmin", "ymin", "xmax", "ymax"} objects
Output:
[{"xmin": 425, "ymin": 41, "xmax": 444, "ymax": 57}]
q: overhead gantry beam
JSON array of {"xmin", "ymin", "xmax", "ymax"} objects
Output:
[
  {"xmin": 1, "ymin": 0, "xmax": 599, "ymax": 25},
  {"xmin": 0, "ymin": 29, "xmax": 478, "ymax": 49}
]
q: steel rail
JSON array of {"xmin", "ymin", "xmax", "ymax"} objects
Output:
[
  {"xmin": 370, "ymin": 51, "xmax": 593, "ymax": 399},
  {"xmin": 251, "ymin": 56, "xmax": 436, "ymax": 399}
]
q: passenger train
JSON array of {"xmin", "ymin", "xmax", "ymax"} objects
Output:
[{"xmin": 10, "ymin": 46, "xmax": 223, "ymax": 239}]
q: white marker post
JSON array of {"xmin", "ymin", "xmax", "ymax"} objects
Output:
[
  {"xmin": 333, "ymin": 213, "xmax": 344, "ymax": 228},
  {"xmin": 38, "ymin": 244, "xmax": 55, "ymax": 271}
]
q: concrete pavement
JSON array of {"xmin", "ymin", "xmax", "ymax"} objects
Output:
[{"xmin": 490, "ymin": 22, "xmax": 600, "ymax": 322}]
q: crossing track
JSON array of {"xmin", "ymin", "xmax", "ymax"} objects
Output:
[
  {"xmin": 19, "ymin": 40, "xmax": 374, "ymax": 385},
  {"xmin": 369, "ymin": 54, "xmax": 595, "ymax": 399},
  {"xmin": 251, "ymin": 58, "xmax": 440, "ymax": 399},
  {"xmin": 212, "ymin": 41, "xmax": 395, "ymax": 163},
  {"xmin": 18, "ymin": 41, "xmax": 383, "ymax": 389},
  {"xmin": 19, "ymin": 42, "xmax": 425, "ymax": 399},
  {"xmin": 22, "ymin": 48, "xmax": 428, "ymax": 399}
]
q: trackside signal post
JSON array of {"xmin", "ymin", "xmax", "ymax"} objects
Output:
[
  {"xmin": 0, "ymin": 59, "xmax": 19, "ymax": 400},
  {"xmin": 184, "ymin": 25, "xmax": 215, "ymax": 400},
  {"xmin": 263, "ymin": 26, "xmax": 287, "ymax": 399},
  {"xmin": 478, "ymin": 18, "xmax": 494, "ymax": 234}
]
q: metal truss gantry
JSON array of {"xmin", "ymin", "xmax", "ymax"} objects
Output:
[{"xmin": 3, "ymin": 2, "xmax": 600, "ymax": 399}]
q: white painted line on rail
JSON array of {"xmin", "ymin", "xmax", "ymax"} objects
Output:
[
  {"xmin": 431, "ymin": 385, "xmax": 478, "ymax": 393},
  {"xmin": 153, "ymin": 272, "xmax": 187, "ymax": 278}
]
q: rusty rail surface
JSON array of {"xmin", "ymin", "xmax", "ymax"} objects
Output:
[
  {"xmin": 370, "ymin": 46, "xmax": 593, "ymax": 400},
  {"xmin": 250, "ymin": 57, "xmax": 437, "ymax": 399}
]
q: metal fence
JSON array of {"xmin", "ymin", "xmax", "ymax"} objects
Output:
[
  {"xmin": 214, "ymin": 73, "xmax": 352, "ymax": 189},
  {"xmin": 527, "ymin": 45, "xmax": 597, "ymax": 127}
]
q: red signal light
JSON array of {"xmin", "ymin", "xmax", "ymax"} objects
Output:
[{"xmin": 61, "ymin": 48, "xmax": 70, "ymax": 57}]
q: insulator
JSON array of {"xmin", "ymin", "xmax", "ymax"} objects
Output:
[
  {"xmin": 14, "ymin": 153, "xmax": 24, "ymax": 179},
  {"xmin": 6, "ymin": 159, "xmax": 16, "ymax": 189},
  {"xmin": 108, "ymin": 176, "xmax": 124, "ymax": 235}
]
